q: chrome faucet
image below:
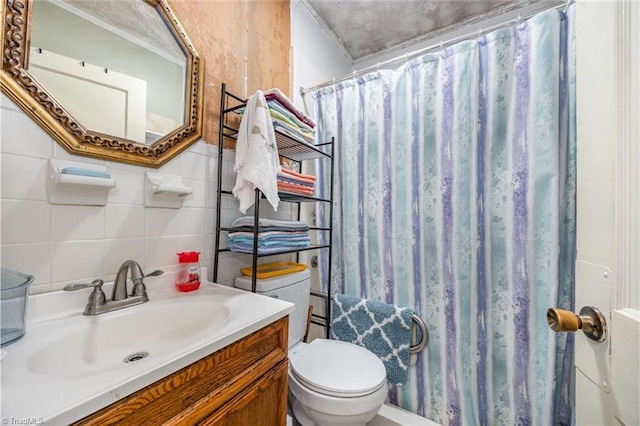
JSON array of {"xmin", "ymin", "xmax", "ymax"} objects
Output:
[
  {"xmin": 113, "ymin": 259, "xmax": 145, "ymax": 301},
  {"xmin": 64, "ymin": 260, "xmax": 163, "ymax": 315}
]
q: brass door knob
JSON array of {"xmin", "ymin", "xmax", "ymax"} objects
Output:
[{"xmin": 547, "ymin": 306, "xmax": 607, "ymax": 342}]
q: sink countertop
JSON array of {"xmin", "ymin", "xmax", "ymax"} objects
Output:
[{"xmin": 1, "ymin": 273, "xmax": 294, "ymax": 425}]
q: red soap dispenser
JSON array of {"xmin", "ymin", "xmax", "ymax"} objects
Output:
[{"xmin": 175, "ymin": 251, "xmax": 201, "ymax": 292}]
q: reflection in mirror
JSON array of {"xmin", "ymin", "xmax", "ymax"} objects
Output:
[
  {"xmin": 29, "ymin": 0, "xmax": 187, "ymax": 145},
  {"xmin": 1, "ymin": 0, "xmax": 204, "ymax": 168}
]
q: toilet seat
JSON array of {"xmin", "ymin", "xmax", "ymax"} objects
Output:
[{"xmin": 289, "ymin": 339, "xmax": 387, "ymax": 398}]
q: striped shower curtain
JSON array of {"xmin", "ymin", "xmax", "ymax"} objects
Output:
[{"xmin": 310, "ymin": 6, "xmax": 575, "ymax": 426}]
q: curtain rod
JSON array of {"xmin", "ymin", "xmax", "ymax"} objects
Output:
[{"xmin": 300, "ymin": 0, "xmax": 572, "ymax": 96}]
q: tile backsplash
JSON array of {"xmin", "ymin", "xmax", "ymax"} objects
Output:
[{"xmin": 1, "ymin": 94, "xmax": 295, "ymax": 294}]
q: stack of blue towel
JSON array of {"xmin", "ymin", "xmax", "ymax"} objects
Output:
[{"xmin": 228, "ymin": 216, "xmax": 310, "ymax": 255}]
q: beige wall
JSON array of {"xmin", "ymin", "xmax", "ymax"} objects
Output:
[{"xmin": 171, "ymin": 0, "xmax": 291, "ymax": 148}]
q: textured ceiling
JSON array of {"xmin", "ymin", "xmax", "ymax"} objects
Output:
[
  {"xmin": 305, "ymin": 0, "xmax": 543, "ymax": 62},
  {"xmin": 57, "ymin": 0, "xmax": 185, "ymax": 62}
]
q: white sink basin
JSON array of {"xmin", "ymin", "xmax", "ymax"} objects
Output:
[
  {"xmin": 27, "ymin": 298, "xmax": 229, "ymax": 377},
  {"xmin": 1, "ymin": 278, "xmax": 294, "ymax": 425}
]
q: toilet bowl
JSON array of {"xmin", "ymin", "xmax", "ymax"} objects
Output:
[
  {"xmin": 288, "ymin": 339, "xmax": 387, "ymax": 426},
  {"xmin": 234, "ymin": 271, "xmax": 389, "ymax": 425}
]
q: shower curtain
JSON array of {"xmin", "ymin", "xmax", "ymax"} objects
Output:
[{"xmin": 310, "ymin": 6, "xmax": 575, "ymax": 426}]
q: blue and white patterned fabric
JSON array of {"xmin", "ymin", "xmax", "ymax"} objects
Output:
[
  {"xmin": 311, "ymin": 5, "xmax": 576, "ymax": 426},
  {"xmin": 331, "ymin": 294, "xmax": 414, "ymax": 385}
]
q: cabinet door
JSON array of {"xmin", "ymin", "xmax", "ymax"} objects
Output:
[
  {"xmin": 199, "ymin": 360, "xmax": 289, "ymax": 426},
  {"xmin": 73, "ymin": 317, "xmax": 288, "ymax": 425}
]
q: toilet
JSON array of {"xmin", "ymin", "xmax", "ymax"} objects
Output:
[{"xmin": 234, "ymin": 270, "xmax": 388, "ymax": 426}]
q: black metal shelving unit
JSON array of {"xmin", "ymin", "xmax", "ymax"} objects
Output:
[{"xmin": 213, "ymin": 83, "xmax": 335, "ymax": 337}]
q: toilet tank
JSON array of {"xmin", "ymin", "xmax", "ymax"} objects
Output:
[{"xmin": 234, "ymin": 270, "xmax": 311, "ymax": 348}]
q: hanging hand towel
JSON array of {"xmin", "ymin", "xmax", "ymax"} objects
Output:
[
  {"xmin": 331, "ymin": 294, "xmax": 413, "ymax": 385},
  {"xmin": 233, "ymin": 90, "xmax": 280, "ymax": 214}
]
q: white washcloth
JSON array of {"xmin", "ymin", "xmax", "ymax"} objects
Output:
[{"xmin": 232, "ymin": 90, "xmax": 280, "ymax": 213}]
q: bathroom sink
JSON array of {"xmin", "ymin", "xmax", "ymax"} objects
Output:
[
  {"xmin": 26, "ymin": 297, "xmax": 229, "ymax": 377},
  {"xmin": 2, "ymin": 276, "xmax": 294, "ymax": 425}
]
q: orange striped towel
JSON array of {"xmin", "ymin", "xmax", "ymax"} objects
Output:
[
  {"xmin": 278, "ymin": 181, "xmax": 315, "ymax": 195},
  {"xmin": 279, "ymin": 167, "xmax": 316, "ymax": 183}
]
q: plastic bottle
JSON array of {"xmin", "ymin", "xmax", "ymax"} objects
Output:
[{"xmin": 175, "ymin": 251, "xmax": 201, "ymax": 292}]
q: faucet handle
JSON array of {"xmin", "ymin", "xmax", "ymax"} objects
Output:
[
  {"xmin": 131, "ymin": 269, "xmax": 163, "ymax": 297},
  {"xmin": 144, "ymin": 270, "xmax": 164, "ymax": 279},
  {"xmin": 64, "ymin": 280, "xmax": 106, "ymax": 315},
  {"xmin": 64, "ymin": 279, "xmax": 105, "ymax": 292}
]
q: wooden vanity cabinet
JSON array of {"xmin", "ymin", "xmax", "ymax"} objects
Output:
[{"xmin": 74, "ymin": 316, "xmax": 289, "ymax": 426}]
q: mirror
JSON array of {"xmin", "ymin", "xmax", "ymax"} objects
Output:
[{"xmin": 1, "ymin": 0, "xmax": 204, "ymax": 168}]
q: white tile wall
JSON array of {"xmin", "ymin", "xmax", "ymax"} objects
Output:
[
  {"xmin": 177, "ymin": 207, "xmax": 206, "ymax": 236},
  {"xmin": 103, "ymin": 238, "xmax": 145, "ymax": 278},
  {"xmin": 105, "ymin": 205, "xmax": 145, "ymax": 239},
  {"xmin": 144, "ymin": 236, "xmax": 180, "ymax": 269},
  {"xmin": 1, "ymin": 98, "xmax": 53, "ymax": 159},
  {"xmin": 180, "ymin": 151, "xmax": 209, "ymax": 181},
  {"xmin": 182, "ymin": 179, "xmax": 207, "ymax": 208},
  {"xmin": 178, "ymin": 234, "xmax": 206, "ymax": 256},
  {"xmin": 145, "ymin": 208, "xmax": 179, "ymax": 237},
  {"xmin": 1, "ymin": 96, "xmax": 296, "ymax": 295},
  {"xmin": 1, "ymin": 154, "xmax": 47, "ymax": 200},
  {"xmin": 50, "ymin": 240, "xmax": 105, "ymax": 283},
  {"xmin": 107, "ymin": 169, "xmax": 145, "ymax": 205},
  {"xmin": 1, "ymin": 243, "xmax": 51, "ymax": 292},
  {"xmin": 51, "ymin": 206, "xmax": 105, "ymax": 241},
  {"xmin": 1, "ymin": 200, "xmax": 51, "ymax": 244}
]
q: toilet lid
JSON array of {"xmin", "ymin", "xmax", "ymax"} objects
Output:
[{"xmin": 289, "ymin": 339, "xmax": 387, "ymax": 397}]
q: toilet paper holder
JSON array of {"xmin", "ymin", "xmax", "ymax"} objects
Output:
[{"xmin": 546, "ymin": 306, "xmax": 607, "ymax": 342}]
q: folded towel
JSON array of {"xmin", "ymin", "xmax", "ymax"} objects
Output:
[
  {"xmin": 232, "ymin": 91, "xmax": 280, "ymax": 214},
  {"xmin": 228, "ymin": 230, "xmax": 309, "ymax": 238},
  {"xmin": 268, "ymin": 100, "xmax": 315, "ymax": 133},
  {"xmin": 227, "ymin": 242, "xmax": 309, "ymax": 255},
  {"xmin": 231, "ymin": 216, "xmax": 308, "ymax": 229},
  {"xmin": 331, "ymin": 294, "xmax": 413, "ymax": 385},
  {"xmin": 279, "ymin": 167, "xmax": 317, "ymax": 183},
  {"xmin": 228, "ymin": 215, "xmax": 311, "ymax": 254},
  {"xmin": 229, "ymin": 234, "xmax": 310, "ymax": 245},
  {"xmin": 237, "ymin": 104, "xmax": 315, "ymax": 138},
  {"xmin": 277, "ymin": 175, "xmax": 315, "ymax": 187},
  {"xmin": 232, "ymin": 225, "xmax": 309, "ymax": 233},
  {"xmin": 264, "ymin": 88, "xmax": 316, "ymax": 128},
  {"xmin": 273, "ymin": 121, "xmax": 315, "ymax": 145},
  {"xmin": 60, "ymin": 167, "xmax": 111, "ymax": 179},
  {"xmin": 277, "ymin": 182, "xmax": 315, "ymax": 195},
  {"xmin": 269, "ymin": 107, "xmax": 315, "ymax": 138}
]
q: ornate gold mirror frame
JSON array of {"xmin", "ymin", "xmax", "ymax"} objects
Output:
[{"xmin": 1, "ymin": 0, "xmax": 204, "ymax": 168}]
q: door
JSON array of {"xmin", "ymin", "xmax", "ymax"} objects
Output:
[
  {"xmin": 574, "ymin": 0, "xmax": 640, "ymax": 425},
  {"xmin": 28, "ymin": 47, "xmax": 147, "ymax": 143}
]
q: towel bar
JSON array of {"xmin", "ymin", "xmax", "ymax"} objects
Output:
[{"xmin": 410, "ymin": 314, "xmax": 428, "ymax": 354}]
